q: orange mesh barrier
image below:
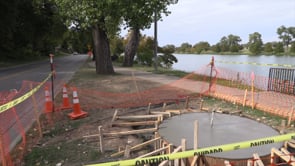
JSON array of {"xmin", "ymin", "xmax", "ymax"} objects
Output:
[{"xmin": 0, "ymin": 59, "xmax": 295, "ymax": 165}]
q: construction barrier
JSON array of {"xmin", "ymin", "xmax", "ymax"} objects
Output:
[
  {"xmin": 0, "ymin": 73, "xmax": 52, "ymax": 166},
  {"xmin": 86, "ymin": 133, "xmax": 295, "ymax": 166},
  {"xmin": 0, "ymin": 73, "xmax": 52, "ymax": 113},
  {"xmin": 1, "ymin": 58, "xmax": 295, "ymax": 165}
]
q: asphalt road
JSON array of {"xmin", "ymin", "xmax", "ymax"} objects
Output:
[
  {"xmin": 0, "ymin": 54, "xmax": 88, "ymax": 91},
  {"xmin": 0, "ymin": 54, "xmax": 88, "ymax": 153}
]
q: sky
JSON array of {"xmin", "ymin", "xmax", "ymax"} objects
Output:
[{"xmin": 122, "ymin": 0, "xmax": 295, "ymax": 47}]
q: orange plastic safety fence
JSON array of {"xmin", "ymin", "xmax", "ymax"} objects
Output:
[
  {"xmin": 0, "ymin": 60, "xmax": 295, "ymax": 166},
  {"xmin": 0, "ymin": 80, "xmax": 47, "ymax": 166}
]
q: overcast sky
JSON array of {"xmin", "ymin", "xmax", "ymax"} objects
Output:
[{"xmin": 122, "ymin": 0, "xmax": 295, "ymax": 47}]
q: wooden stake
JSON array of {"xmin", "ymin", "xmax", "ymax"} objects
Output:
[
  {"xmin": 124, "ymin": 144, "xmax": 131, "ymax": 159},
  {"xmin": 154, "ymin": 132, "xmax": 160, "ymax": 150},
  {"xmin": 117, "ymin": 114, "xmax": 161, "ymax": 120},
  {"xmin": 102, "ymin": 128, "xmax": 157, "ymax": 137},
  {"xmin": 185, "ymin": 96, "xmax": 190, "ymax": 109},
  {"xmin": 162, "ymin": 102, "xmax": 166, "ymax": 111},
  {"xmin": 111, "ymin": 109, "xmax": 118, "ymax": 127},
  {"xmin": 194, "ymin": 120, "xmax": 198, "ymax": 149},
  {"xmin": 253, "ymin": 153, "xmax": 264, "ymax": 166},
  {"xmin": 112, "ymin": 121, "xmax": 156, "ymax": 127},
  {"xmin": 271, "ymin": 148, "xmax": 295, "ymax": 166},
  {"xmin": 165, "ymin": 109, "xmax": 181, "ymax": 115},
  {"xmin": 243, "ymin": 89, "xmax": 248, "ymax": 107},
  {"xmin": 111, "ymin": 137, "xmax": 161, "ymax": 157},
  {"xmin": 200, "ymin": 99, "xmax": 204, "ymax": 110},
  {"xmin": 30, "ymin": 83, "xmax": 42, "ymax": 138},
  {"xmin": 98, "ymin": 126, "xmax": 104, "ymax": 153},
  {"xmin": 181, "ymin": 138, "xmax": 187, "ymax": 166},
  {"xmin": 288, "ymin": 107, "xmax": 294, "ymax": 127},
  {"xmin": 147, "ymin": 103, "xmax": 151, "ymax": 115},
  {"xmin": 280, "ymin": 119, "xmax": 286, "ymax": 134},
  {"xmin": 151, "ymin": 111, "xmax": 171, "ymax": 117},
  {"xmin": 137, "ymin": 146, "xmax": 169, "ymax": 158}
]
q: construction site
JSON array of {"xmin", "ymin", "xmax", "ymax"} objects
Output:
[{"xmin": 1, "ymin": 56, "xmax": 295, "ymax": 166}]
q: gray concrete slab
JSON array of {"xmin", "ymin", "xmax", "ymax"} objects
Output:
[{"xmin": 158, "ymin": 112, "xmax": 282, "ymax": 159}]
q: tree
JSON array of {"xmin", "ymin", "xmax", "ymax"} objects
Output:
[
  {"xmin": 277, "ymin": 25, "xmax": 295, "ymax": 52},
  {"xmin": 177, "ymin": 42, "xmax": 192, "ymax": 53},
  {"xmin": 192, "ymin": 42, "xmax": 210, "ymax": 54},
  {"xmin": 158, "ymin": 44, "xmax": 177, "ymax": 68},
  {"xmin": 210, "ymin": 44, "xmax": 221, "ymax": 53},
  {"xmin": 122, "ymin": 0, "xmax": 178, "ymax": 67},
  {"xmin": 227, "ymin": 34, "xmax": 242, "ymax": 52},
  {"xmin": 136, "ymin": 35, "xmax": 154, "ymax": 66},
  {"xmin": 218, "ymin": 36, "xmax": 229, "ymax": 52},
  {"xmin": 110, "ymin": 36, "xmax": 124, "ymax": 57},
  {"xmin": 248, "ymin": 32, "xmax": 263, "ymax": 55},
  {"xmin": 0, "ymin": 0, "xmax": 67, "ymax": 60},
  {"xmin": 216, "ymin": 35, "xmax": 242, "ymax": 53},
  {"xmin": 264, "ymin": 42, "xmax": 273, "ymax": 53},
  {"xmin": 54, "ymin": 1, "xmax": 124, "ymax": 74},
  {"xmin": 273, "ymin": 42, "xmax": 284, "ymax": 53}
]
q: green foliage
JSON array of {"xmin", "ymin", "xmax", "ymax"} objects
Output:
[
  {"xmin": 277, "ymin": 25, "xmax": 295, "ymax": 52},
  {"xmin": 248, "ymin": 32, "xmax": 263, "ymax": 55},
  {"xmin": 210, "ymin": 44, "xmax": 221, "ymax": 53},
  {"xmin": 177, "ymin": 42, "xmax": 192, "ymax": 53},
  {"xmin": 136, "ymin": 36, "xmax": 154, "ymax": 66},
  {"xmin": 158, "ymin": 45, "xmax": 178, "ymax": 68},
  {"xmin": 273, "ymin": 42, "xmax": 284, "ymax": 53},
  {"xmin": 264, "ymin": 42, "xmax": 273, "ymax": 53},
  {"xmin": 192, "ymin": 42, "xmax": 210, "ymax": 54},
  {"xmin": 0, "ymin": 0, "xmax": 67, "ymax": 61},
  {"xmin": 122, "ymin": 0, "xmax": 178, "ymax": 30},
  {"xmin": 215, "ymin": 34, "xmax": 242, "ymax": 53},
  {"xmin": 110, "ymin": 36, "xmax": 125, "ymax": 56}
]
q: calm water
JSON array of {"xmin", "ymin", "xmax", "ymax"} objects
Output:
[{"xmin": 172, "ymin": 54, "xmax": 295, "ymax": 77}]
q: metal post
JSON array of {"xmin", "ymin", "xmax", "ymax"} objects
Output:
[
  {"xmin": 153, "ymin": 9, "xmax": 158, "ymax": 71},
  {"xmin": 49, "ymin": 54, "xmax": 55, "ymax": 112}
]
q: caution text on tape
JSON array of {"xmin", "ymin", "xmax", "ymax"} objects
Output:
[{"xmin": 86, "ymin": 133, "xmax": 295, "ymax": 166}]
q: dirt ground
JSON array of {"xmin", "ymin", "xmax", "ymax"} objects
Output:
[{"xmin": 21, "ymin": 62, "xmax": 294, "ymax": 166}]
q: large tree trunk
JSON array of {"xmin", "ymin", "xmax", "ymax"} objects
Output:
[
  {"xmin": 92, "ymin": 24, "xmax": 114, "ymax": 74},
  {"xmin": 123, "ymin": 28, "xmax": 140, "ymax": 67}
]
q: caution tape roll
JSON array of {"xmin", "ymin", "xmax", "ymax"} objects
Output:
[
  {"xmin": 86, "ymin": 133, "xmax": 295, "ymax": 166},
  {"xmin": 216, "ymin": 60, "xmax": 295, "ymax": 68},
  {"xmin": 0, "ymin": 73, "xmax": 52, "ymax": 113}
]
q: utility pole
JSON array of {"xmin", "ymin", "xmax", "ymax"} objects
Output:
[{"xmin": 153, "ymin": 8, "xmax": 158, "ymax": 71}]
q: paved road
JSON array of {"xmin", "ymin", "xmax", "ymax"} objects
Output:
[
  {"xmin": 0, "ymin": 54, "xmax": 88, "ymax": 153},
  {"xmin": 0, "ymin": 54, "xmax": 88, "ymax": 91}
]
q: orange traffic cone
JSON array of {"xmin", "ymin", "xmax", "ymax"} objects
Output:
[
  {"xmin": 44, "ymin": 86, "xmax": 53, "ymax": 113},
  {"xmin": 59, "ymin": 84, "xmax": 72, "ymax": 110},
  {"xmin": 68, "ymin": 87, "xmax": 88, "ymax": 120}
]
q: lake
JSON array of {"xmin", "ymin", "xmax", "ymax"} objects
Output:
[{"xmin": 172, "ymin": 54, "xmax": 295, "ymax": 77}]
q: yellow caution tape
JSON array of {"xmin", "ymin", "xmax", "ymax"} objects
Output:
[
  {"xmin": 0, "ymin": 73, "xmax": 52, "ymax": 113},
  {"xmin": 86, "ymin": 133, "xmax": 295, "ymax": 166},
  {"xmin": 216, "ymin": 60, "xmax": 295, "ymax": 68}
]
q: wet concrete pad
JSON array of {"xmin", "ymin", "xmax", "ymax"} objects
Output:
[{"xmin": 158, "ymin": 112, "xmax": 282, "ymax": 159}]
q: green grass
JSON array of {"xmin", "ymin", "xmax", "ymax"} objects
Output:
[{"xmin": 24, "ymin": 139, "xmax": 101, "ymax": 165}]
